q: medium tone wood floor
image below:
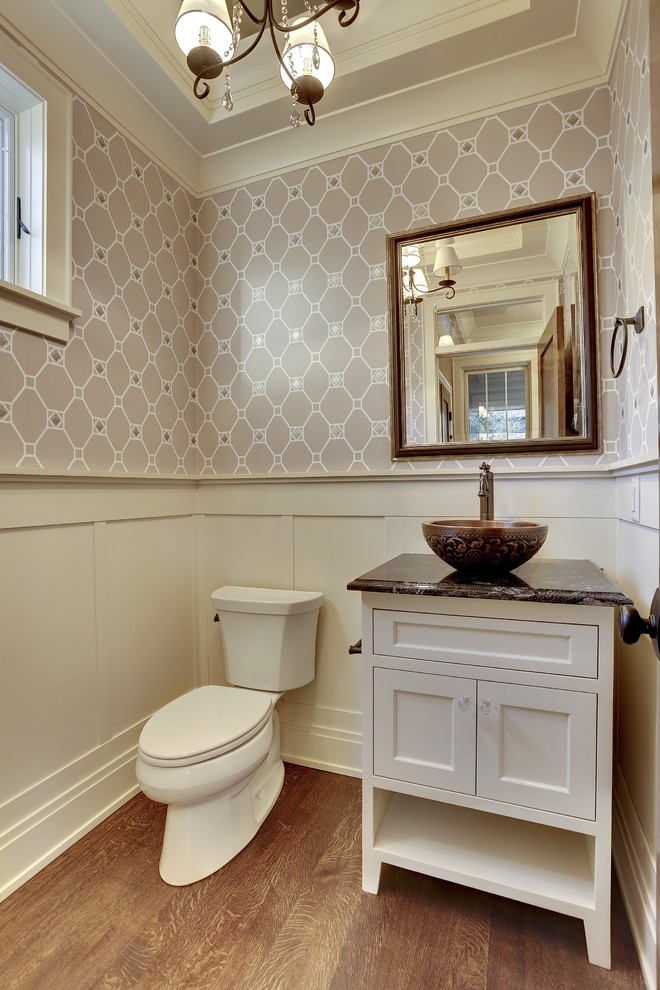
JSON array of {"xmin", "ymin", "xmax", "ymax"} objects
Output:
[{"xmin": 0, "ymin": 765, "xmax": 646, "ymax": 990}]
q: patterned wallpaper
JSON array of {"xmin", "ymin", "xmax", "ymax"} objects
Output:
[
  {"xmin": 608, "ymin": 0, "xmax": 657, "ymax": 461},
  {"xmin": 0, "ymin": 6, "xmax": 655, "ymax": 474},
  {"xmin": 0, "ymin": 99, "xmax": 203, "ymax": 474},
  {"xmin": 196, "ymin": 87, "xmax": 619, "ymax": 474}
]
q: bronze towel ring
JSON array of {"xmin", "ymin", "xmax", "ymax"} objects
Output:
[{"xmin": 610, "ymin": 306, "xmax": 645, "ymax": 379}]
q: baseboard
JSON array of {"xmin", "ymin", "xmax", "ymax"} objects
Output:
[
  {"xmin": 0, "ymin": 730, "xmax": 141, "ymax": 903},
  {"xmin": 612, "ymin": 763, "xmax": 657, "ymax": 990},
  {"xmin": 279, "ymin": 700, "xmax": 362, "ymax": 778}
]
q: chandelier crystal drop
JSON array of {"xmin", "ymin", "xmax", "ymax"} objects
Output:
[{"xmin": 174, "ymin": 0, "xmax": 361, "ymax": 127}]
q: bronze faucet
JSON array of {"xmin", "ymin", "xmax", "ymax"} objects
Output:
[{"xmin": 478, "ymin": 462, "xmax": 494, "ymax": 520}]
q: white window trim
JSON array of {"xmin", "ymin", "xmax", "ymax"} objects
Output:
[
  {"xmin": 0, "ymin": 31, "xmax": 80, "ymax": 342},
  {"xmin": 449, "ymin": 347, "xmax": 540, "ymax": 442}
]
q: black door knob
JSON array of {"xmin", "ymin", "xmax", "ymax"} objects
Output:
[
  {"xmin": 618, "ymin": 605, "xmax": 658, "ymax": 645},
  {"xmin": 618, "ymin": 588, "xmax": 660, "ymax": 660}
]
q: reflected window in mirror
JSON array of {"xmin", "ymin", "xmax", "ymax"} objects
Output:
[
  {"xmin": 387, "ymin": 195, "xmax": 599, "ymax": 459},
  {"xmin": 467, "ymin": 368, "xmax": 527, "ymax": 442}
]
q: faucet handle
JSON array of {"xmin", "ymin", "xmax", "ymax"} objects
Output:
[{"xmin": 479, "ymin": 461, "xmax": 491, "ymax": 472}]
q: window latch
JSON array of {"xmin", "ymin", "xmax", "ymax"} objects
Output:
[{"xmin": 16, "ymin": 197, "xmax": 30, "ymax": 239}]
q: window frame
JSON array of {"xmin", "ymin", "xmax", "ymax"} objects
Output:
[
  {"xmin": 0, "ymin": 30, "xmax": 79, "ymax": 342},
  {"xmin": 467, "ymin": 366, "xmax": 530, "ymax": 442},
  {"xmin": 450, "ymin": 348, "xmax": 540, "ymax": 443}
]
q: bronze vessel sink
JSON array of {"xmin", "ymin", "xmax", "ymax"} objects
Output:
[{"xmin": 422, "ymin": 518, "xmax": 548, "ymax": 575}]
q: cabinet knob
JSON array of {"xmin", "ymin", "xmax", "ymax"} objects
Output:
[
  {"xmin": 480, "ymin": 699, "xmax": 494, "ymax": 716},
  {"xmin": 457, "ymin": 695, "xmax": 472, "ymax": 711}
]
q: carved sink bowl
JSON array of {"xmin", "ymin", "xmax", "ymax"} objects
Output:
[{"xmin": 421, "ymin": 519, "xmax": 548, "ymax": 575}]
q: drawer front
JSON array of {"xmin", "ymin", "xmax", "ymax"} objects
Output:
[
  {"xmin": 373, "ymin": 609, "xmax": 598, "ymax": 677},
  {"xmin": 373, "ymin": 667, "xmax": 476, "ymax": 793},
  {"xmin": 476, "ymin": 681, "xmax": 597, "ymax": 819}
]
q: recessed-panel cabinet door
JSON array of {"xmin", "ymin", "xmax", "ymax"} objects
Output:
[
  {"xmin": 373, "ymin": 668, "xmax": 476, "ymax": 793},
  {"xmin": 476, "ymin": 681, "xmax": 597, "ymax": 819}
]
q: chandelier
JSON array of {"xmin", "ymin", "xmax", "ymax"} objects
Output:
[{"xmin": 175, "ymin": 1, "xmax": 361, "ymax": 127}]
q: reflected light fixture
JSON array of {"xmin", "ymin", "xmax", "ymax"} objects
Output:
[
  {"xmin": 433, "ymin": 242, "xmax": 462, "ymax": 299},
  {"xmin": 401, "ymin": 244, "xmax": 421, "ymax": 269},
  {"xmin": 438, "ymin": 333, "xmax": 454, "ymax": 347},
  {"xmin": 403, "ymin": 266, "xmax": 429, "ymax": 317},
  {"xmin": 174, "ymin": 1, "xmax": 361, "ymax": 127}
]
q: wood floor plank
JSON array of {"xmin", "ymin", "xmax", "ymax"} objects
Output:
[
  {"xmin": 485, "ymin": 873, "xmax": 645, "ymax": 990},
  {"xmin": 0, "ymin": 766, "xmax": 648, "ymax": 990},
  {"xmin": 235, "ymin": 779, "xmax": 363, "ymax": 990},
  {"xmin": 330, "ymin": 867, "xmax": 491, "ymax": 990}
]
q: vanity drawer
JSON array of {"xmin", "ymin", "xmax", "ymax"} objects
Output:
[{"xmin": 372, "ymin": 609, "xmax": 598, "ymax": 677}]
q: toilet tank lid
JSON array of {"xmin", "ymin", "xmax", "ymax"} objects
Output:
[{"xmin": 211, "ymin": 586, "xmax": 324, "ymax": 614}]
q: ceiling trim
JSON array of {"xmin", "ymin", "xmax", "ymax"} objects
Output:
[{"xmin": 197, "ymin": 36, "xmax": 609, "ymax": 196}]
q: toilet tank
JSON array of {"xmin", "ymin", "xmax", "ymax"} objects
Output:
[{"xmin": 211, "ymin": 586, "xmax": 324, "ymax": 691}]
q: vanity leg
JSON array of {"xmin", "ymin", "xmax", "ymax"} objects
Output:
[
  {"xmin": 583, "ymin": 912, "xmax": 611, "ymax": 969},
  {"xmin": 362, "ymin": 854, "xmax": 382, "ymax": 894},
  {"xmin": 362, "ymin": 785, "xmax": 387, "ymax": 893}
]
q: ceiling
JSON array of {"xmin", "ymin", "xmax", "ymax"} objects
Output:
[{"xmin": 0, "ymin": 0, "xmax": 627, "ymax": 196}]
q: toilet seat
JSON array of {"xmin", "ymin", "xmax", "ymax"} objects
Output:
[{"xmin": 138, "ymin": 685, "xmax": 272, "ymax": 768}]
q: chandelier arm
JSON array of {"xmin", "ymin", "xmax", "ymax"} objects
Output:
[
  {"xmin": 268, "ymin": 0, "xmax": 360, "ymax": 34},
  {"xmin": 423, "ymin": 284, "xmax": 457, "ymax": 300},
  {"xmin": 193, "ymin": 76, "xmax": 212, "ymax": 99},
  {"xmin": 337, "ymin": 1, "xmax": 360, "ymax": 27}
]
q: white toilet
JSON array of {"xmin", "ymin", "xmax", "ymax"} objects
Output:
[{"xmin": 135, "ymin": 585, "xmax": 324, "ymax": 886}]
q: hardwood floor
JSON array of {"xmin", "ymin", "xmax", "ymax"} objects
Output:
[{"xmin": 0, "ymin": 765, "xmax": 646, "ymax": 990}]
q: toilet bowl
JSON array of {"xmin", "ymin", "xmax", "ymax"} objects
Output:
[
  {"xmin": 136, "ymin": 684, "xmax": 283, "ymax": 885},
  {"xmin": 136, "ymin": 586, "xmax": 323, "ymax": 886}
]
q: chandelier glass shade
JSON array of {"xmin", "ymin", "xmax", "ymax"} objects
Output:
[
  {"xmin": 175, "ymin": 1, "xmax": 233, "ymax": 62},
  {"xmin": 174, "ymin": 0, "xmax": 360, "ymax": 127},
  {"xmin": 279, "ymin": 16, "xmax": 335, "ymax": 105},
  {"xmin": 401, "ymin": 244, "xmax": 421, "ymax": 270},
  {"xmin": 402, "ymin": 267, "xmax": 429, "ymax": 300}
]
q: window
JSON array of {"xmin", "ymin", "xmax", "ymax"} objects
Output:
[
  {"xmin": 0, "ymin": 65, "xmax": 44, "ymax": 294},
  {"xmin": 0, "ymin": 31, "xmax": 78, "ymax": 342},
  {"xmin": 467, "ymin": 368, "xmax": 528, "ymax": 441}
]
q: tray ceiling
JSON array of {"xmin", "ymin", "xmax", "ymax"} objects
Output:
[{"xmin": 0, "ymin": 0, "xmax": 626, "ymax": 194}]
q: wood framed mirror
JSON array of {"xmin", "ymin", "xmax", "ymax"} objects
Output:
[{"xmin": 387, "ymin": 194, "xmax": 599, "ymax": 459}]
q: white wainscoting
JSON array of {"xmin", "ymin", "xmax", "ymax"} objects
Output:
[
  {"xmin": 613, "ymin": 766, "xmax": 657, "ymax": 990},
  {"xmin": 0, "ymin": 477, "xmax": 199, "ymax": 901},
  {"xmin": 612, "ymin": 471, "xmax": 660, "ymax": 990},
  {"xmin": 0, "ymin": 463, "xmax": 657, "ymax": 990}
]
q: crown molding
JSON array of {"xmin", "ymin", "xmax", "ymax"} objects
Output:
[{"xmin": 197, "ymin": 34, "xmax": 609, "ymax": 195}]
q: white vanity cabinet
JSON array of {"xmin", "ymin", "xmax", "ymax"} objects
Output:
[
  {"xmin": 350, "ymin": 560, "xmax": 628, "ymax": 971},
  {"xmin": 373, "ymin": 668, "xmax": 597, "ymax": 819}
]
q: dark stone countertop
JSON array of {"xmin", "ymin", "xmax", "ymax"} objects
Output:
[{"xmin": 347, "ymin": 554, "xmax": 633, "ymax": 608}]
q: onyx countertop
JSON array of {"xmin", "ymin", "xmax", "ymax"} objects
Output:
[{"xmin": 347, "ymin": 554, "xmax": 633, "ymax": 608}]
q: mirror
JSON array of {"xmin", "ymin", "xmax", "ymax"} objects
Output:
[{"xmin": 387, "ymin": 195, "xmax": 599, "ymax": 458}]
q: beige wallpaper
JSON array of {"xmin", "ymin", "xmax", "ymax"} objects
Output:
[
  {"xmin": 0, "ymin": 52, "xmax": 655, "ymax": 474},
  {"xmin": 608, "ymin": 0, "xmax": 657, "ymax": 461},
  {"xmin": 0, "ymin": 99, "xmax": 203, "ymax": 474},
  {"xmin": 197, "ymin": 87, "xmax": 622, "ymax": 474}
]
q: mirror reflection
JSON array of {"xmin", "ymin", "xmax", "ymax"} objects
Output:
[{"xmin": 388, "ymin": 195, "xmax": 599, "ymax": 458}]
